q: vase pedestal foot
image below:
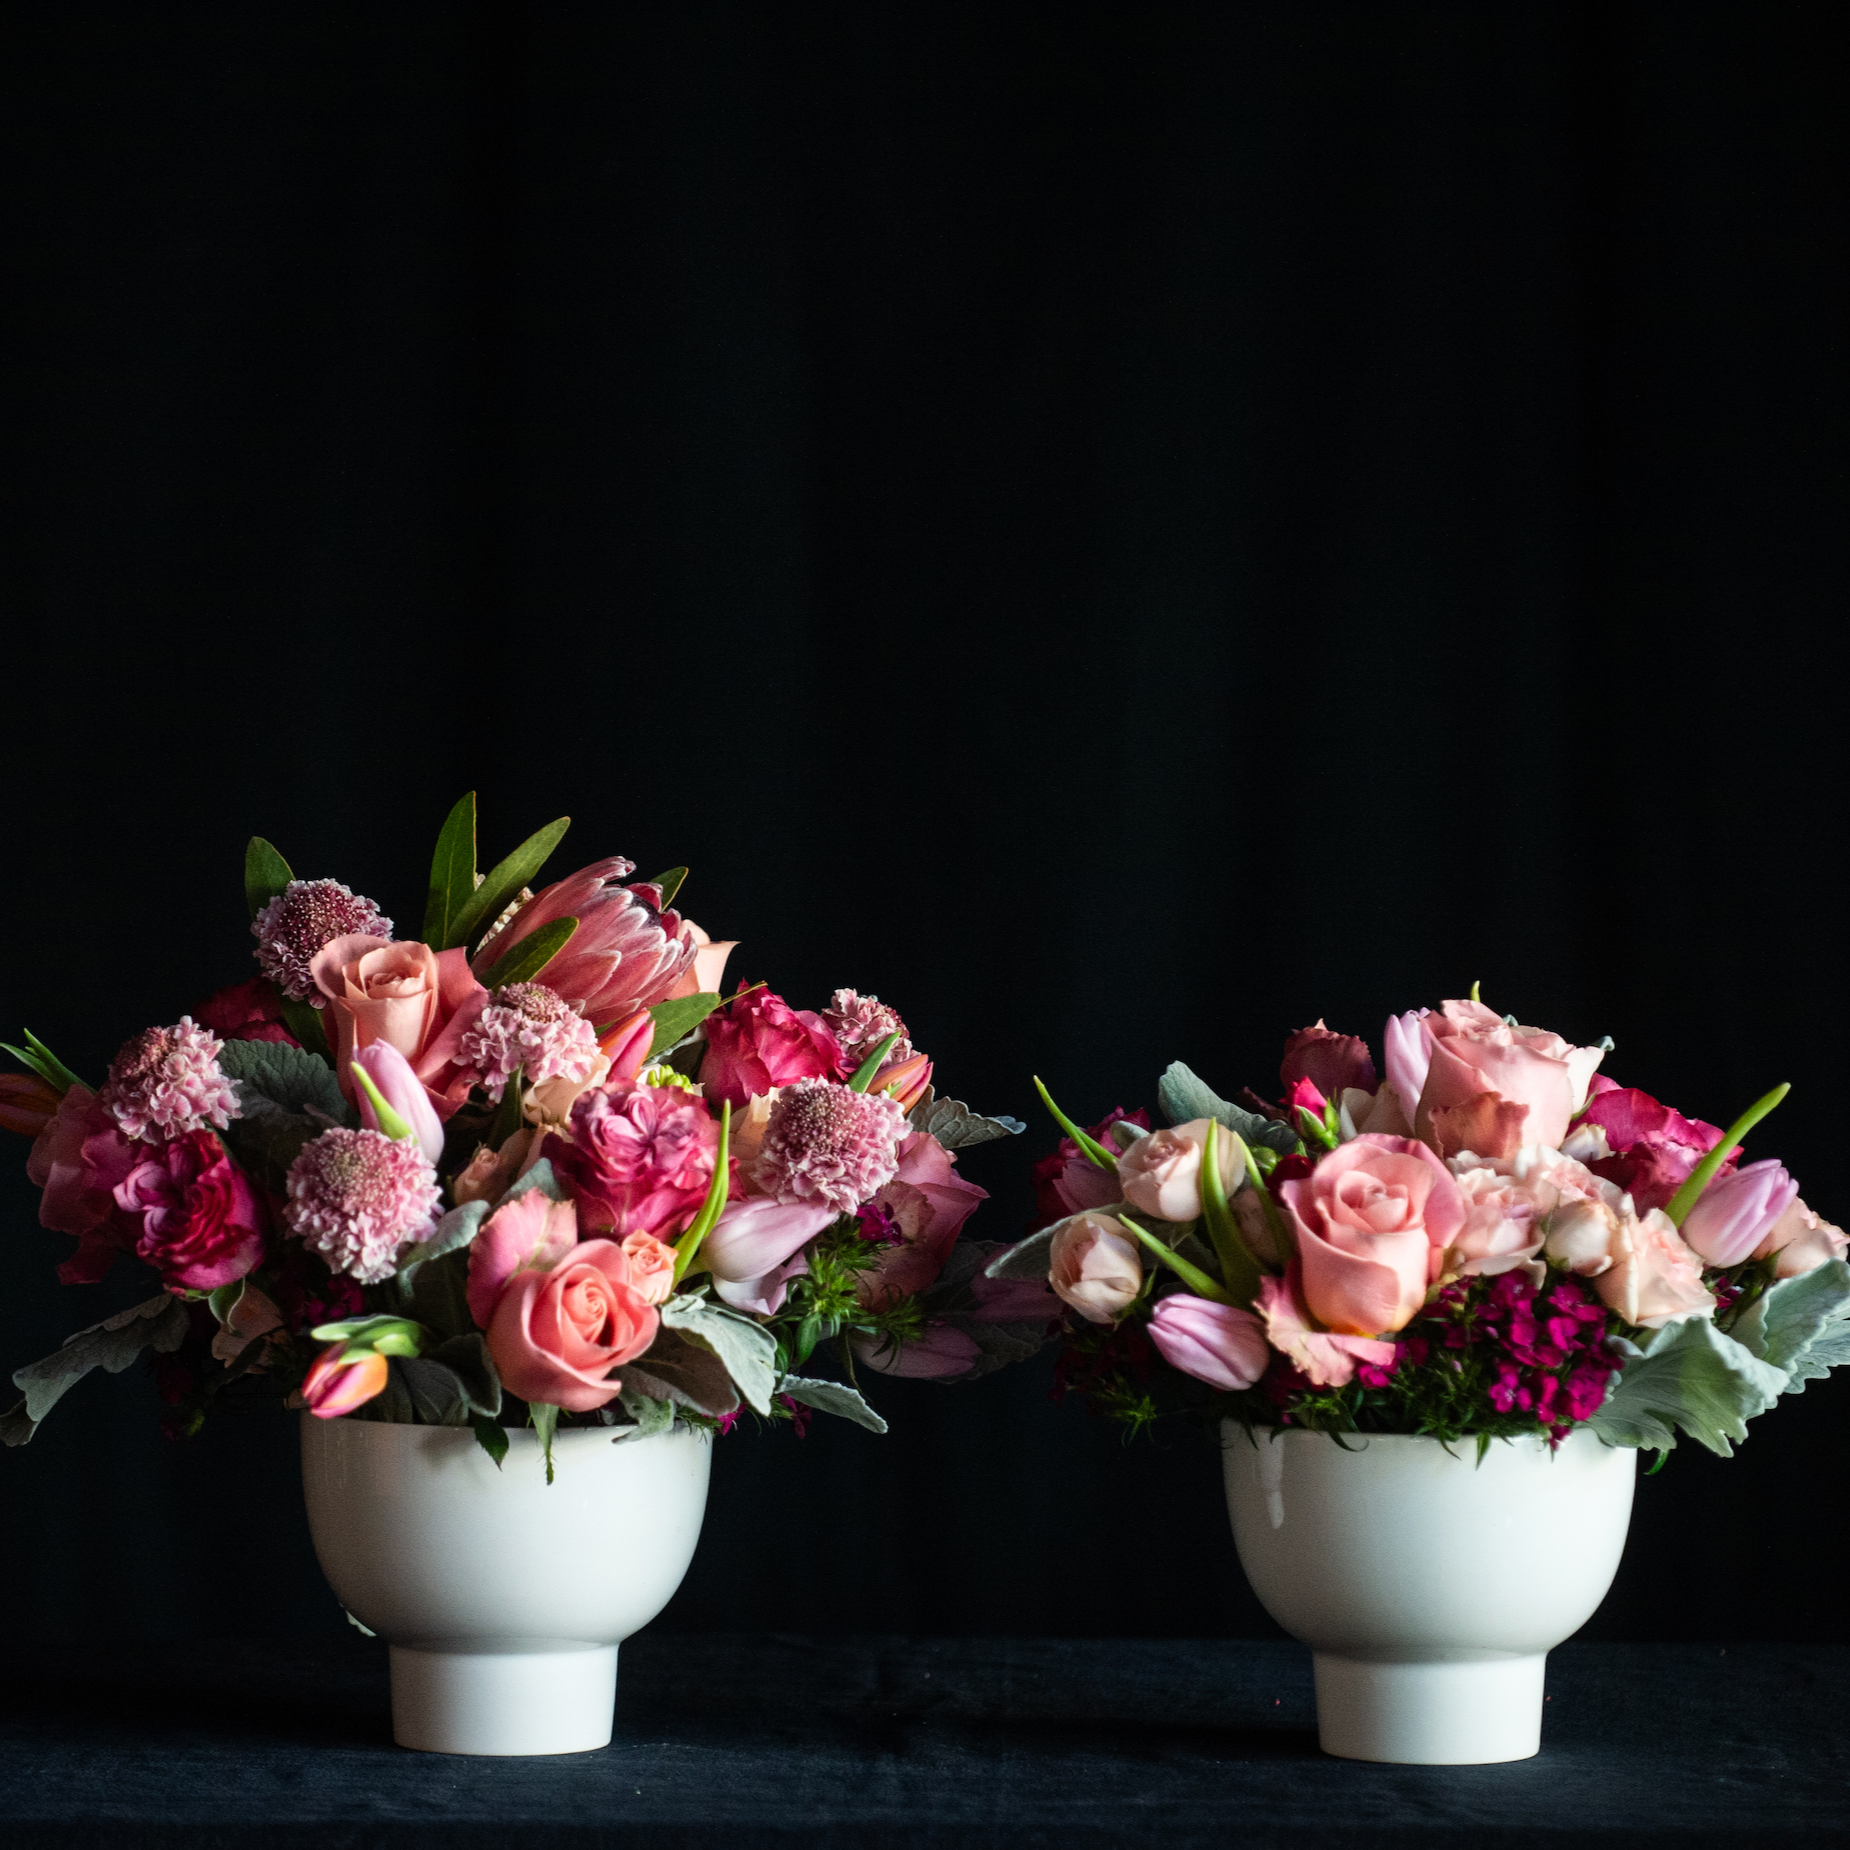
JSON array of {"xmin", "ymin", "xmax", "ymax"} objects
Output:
[
  {"xmin": 1311, "ymin": 1651, "xmax": 1545, "ymax": 1764},
  {"xmin": 388, "ymin": 1643, "xmax": 619, "ymax": 1755}
]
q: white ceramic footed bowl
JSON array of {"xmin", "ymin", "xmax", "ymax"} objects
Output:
[
  {"xmin": 301, "ymin": 1414, "xmax": 711, "ymax": 1755},
  {"xmin": 1223, "ymin": 1425, "xmax": 1636, "ymax": 1765}
]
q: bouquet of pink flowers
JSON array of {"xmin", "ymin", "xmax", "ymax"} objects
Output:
[
  {"xmin": 2, "ymin": 796, "xmax": 1054, "ymax": 1474},
  {"xmin": 995, "ymin": 996, "xmax": 1850, "ymax": 1456}
]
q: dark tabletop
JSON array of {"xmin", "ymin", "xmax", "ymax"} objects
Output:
[{"xmin": 2, "ymin": 1634, "xmax": 1844, "ymax": 1848}]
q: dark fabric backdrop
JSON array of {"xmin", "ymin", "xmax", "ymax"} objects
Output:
[{"xmin": 1, "ymin": 2, "xmax": 1844, "ymax": 1647}]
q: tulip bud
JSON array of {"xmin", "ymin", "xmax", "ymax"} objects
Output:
[
  {"xmin": 300, "ymin": 1346, "xmax": 390, "ymax": 1419},
  {"xmin": 1048, "ymin": 1211, "xmax": 1143, "ymax": 1325},
  {"xmin": 1680, "ymin": 1159, "xmax": 1800, "ymax": 1269},
  {"xmin": 598, "ymin": 1009, "xmax": 655, "ymax": 1088},
  {"xmin": 876, "ymin": 1052, "xmax": 933, "ymax": 1111},
  {"xmin": 350, "ymin": 1042, "xmax": 446, "ymax": 1166},
  {"xmin": 0, "ymin": 1071, "xmax": 61, "ymax": 1138},
  {"xmin": 1146, "ymin": 1292, "xmax": 1270, "ymax": 1391}
]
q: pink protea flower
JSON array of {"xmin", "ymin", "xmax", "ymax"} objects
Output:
[
  {"xmin": 820, "ymin": 990, "xmax": 912, "ymax": 1069},
  {"xmin": 470, "ymin": 857, "xmax": 696, "ymax": 1025},
  {"xmin": 100, "ymin": 1018, "xmax": 241, "ymax": 1143},
  {"xmin": 457, "ymin": 982, "xmax": 602, "ymax": 1102},
  {"xmin": 756, "ymin": 1078, "xmax": 908, "ymax": 1214},
  {"xmin": 282, "ymin": 1127, "xmax": 442, "ymax": 1284},
  {"xmin": 252, "ymin": 880, "xmax": 393, "ymax": 1005}
]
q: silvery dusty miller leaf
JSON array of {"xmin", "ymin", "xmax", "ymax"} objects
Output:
[
  {"xmin": 909, "ymin": 1093, "xmax": 1025, "ymax": 1149},
  {"xmin": 1157, "ymin": 1061, "xmax": 1299, "ymax": 1154},
  {"xmin": 1588, "ymin": 1317, "xmax": 1788, "ymax": 1457},
  {"xmin": 778, "ymin": 1375, "xmax": 888, "ymax": 1434},
  {"xmin": 1729, "ymin": 1258, "xmax": 1850, "ymax": 1391},
  {"xmin": 661, "ymin": 1294, "xmax": 778, "ymax": 1415},
  {"xmin": 4, "ymin": 1295, "xmax": 191, "ymax": 1443}
]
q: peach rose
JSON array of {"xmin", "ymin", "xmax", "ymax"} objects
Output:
[
  {"xmin": 310, "ymin": 934, "xmax": 488, "ymax": 1111},
  {"xmin": 483, "ymin": 1235, "xmax": 659, "ymax": 1412},
  {"xmin": 1048, "ymin": 1211, "xmax": 1142, "ymax": 1325},
  {"xmin": 1753, "ymin": 1198, "xmax": 1849, "ymax": 1279},
  {"xmin": 1596, "ymin": 1206, "xmax": 1714, "ymax": 1328},
  {"xmin": 619, "ymin": 1230, "xmax": 678, "ymax": 1305},
  {"xmin": 1413, "ymin": 999, "xmax": 1606, "ymax": 1160},
  {"xmin": 1279, "ymin": 1135, "xmax": 1464, "ymax": 1335},
  {"xmin": 1116, "ymin": 1119, "xmax": 1238, "ymax": 1224}
]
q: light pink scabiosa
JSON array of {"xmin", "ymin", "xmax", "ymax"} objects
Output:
[
  {"xmin": 100, "ymin": 1018, "xmax": 240, "ymax": 1143},
  {"xmin": 457, "ymin": 982, "xmax": 602, "ymax": 1102},
  {"xmin": 820, "ymin": 990, "xmax": 912, "ymax": 1069},
  {"xmin": 756, "ymin": 1078, "xmax": 908, "ymax": 1214},
  {"xmin": 252, "ymin": 880, "xmax": 393, "ymax": 1005},
  {"xmin": 283, "ymin": 1127, "xmax": 442, "ymax": 1284}
]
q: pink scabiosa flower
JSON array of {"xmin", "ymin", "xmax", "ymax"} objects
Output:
[
  {"xmin": 755, "ymin": 1078, "xmax": 908, "ymax": 1214},
  {"xmin": 100, "ymin": 1018, "xmax": 240, "ymax": 1143},
  {"xmin": 252, "ymin": 880, "xmax": 393, "ymax": 1005},
  {"xmin": 550, "ymin": 1083, "xmax": 720, "ymax": 1239},
  {"xmin": 820, "ymin": 990, "xmax": 912, "ymax": 1069},
  {"xmin": 470, "ymin": 858, "xmax": 697, "ymax": 1024},
  {"xmin": 282, "ymin": 1127, "xmax": 442, "ymax": 1284},
  {"xmin": 457, "ymin": 982, "xmax": 602, "ymax": 1102}
]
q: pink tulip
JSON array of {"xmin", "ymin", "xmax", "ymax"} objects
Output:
[
  {"xmin": 701, "ymin": 1195, "xmax": 836, "ymax": 1299},
  {"xmin": 1147, "ymin": 1294, "xmax": 1269, "ymax": 1391},
  {"xmin": 1679, "ymin": 1159, "xmax": 1800, "ymax": 1268},
  {"xmin": 470, "ymin": 858, "xmax": 698, "ymax": 1026},
  {"xmin": 352, "ymin": 1041, "xmax": 446, "ymax": 1165},
  {"xmin": 853, "ymin": 1320, "xmax": 982, "ymax": 1379},
  {"xmin": 301, "ymin": 1345, "xmax": 389, "ymax": 1419},
  {"xmin": 598, "ymin": 1009, "xmax": 656, "ymax": 1088},
  {"xmin": 1381, "ymin": 1010, "xmax": 1432, "ymax": 1129}
]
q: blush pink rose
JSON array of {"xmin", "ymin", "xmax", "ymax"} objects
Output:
[
  {"xmin": 113, "ymin": 1128, "xmax": 268, "ymax": 1290},
  {"xmin": 1595, "ymin": 1207, "xmax": 1715, "ymax": 1328},
  {"xmin": 697, "ymin": 990, "xmax": 846, "ymax": 1107},
  {"xmin": 1444, "ymin": 1159, "xmax": 1544, "ymax": 1278},
  {"xmin": 1116, "ymin": 1119, "xmax": 1239, "ymax": 1224},
  {"xmin": 550, "ymin": 1083, "xmax": 720, "ymax": 1239},
  {"xmin": 28, "ymin": 1084, "xmax": 142, "ymax": 1284},
  {"xmin": 1412, "ymin": 999, "xmax": 1606, "ymax": 1160},
  {"xmin": 483, "ymin": 1237, "xmax": 659, "ymax": 1412},
  {"xmin": 855, "ymin": 1132, "xmax": 988, "ymax": 1308},
  {"xmin": 1754, "ymin": 1199, "xmax": 1849, "ymax": 1278},
  {"xmin": 1048, "ymin": 1211, "xmax": 1142, "ymax": 1325},
  {"xmin": 1279, "ymin": 1135, "xmax": 1464, "ymax": 1335},
  {"xmin": 467, "ymin": 1188, "xmax": 581, "ymax": 1327},
  {"xmin": 1257, "ymin": 1269, "xmax": 1397, "ymax": 1388},
  {"xmin": 619, "ymin": 1231, "xmax": 678, "ymax": 1305}
]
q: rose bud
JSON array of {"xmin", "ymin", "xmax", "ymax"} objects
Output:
[
  {"xmin": 301, "ymin": 1346, "xmax": 390, "ymax": 1420},
  {"xmin": 1117, "ymin": 1118, "xmax": 1237, "ymax": 1224},
  {"xmin": 1753, "ymin": 1197, "xmax": 1849, "ymax": 1279},
  {"xmin": 1048, "ymin": 1211, "xmax": 1143, "ymax": 1324},
  {"xmin": 1146, "ymin": 1294, "xmax": 1270, "ymax": 1391},
  {"xmin": 1679, "ymin": 1159, "xmax": 1800, "ymax": 1269}
]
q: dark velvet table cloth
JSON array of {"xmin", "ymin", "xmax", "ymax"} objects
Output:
[{"xmin": 3, "ymin": 1635, "xmax": 1844, "ymax": 1848}]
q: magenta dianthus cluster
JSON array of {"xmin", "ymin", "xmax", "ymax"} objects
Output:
[
  {"xmin": 102, "ymin": 1018, "xmax": 241, "ymax": 1143},
  {"xmin": 252, "ymin": 880, "xmax": 392, "ymax": 1004}
]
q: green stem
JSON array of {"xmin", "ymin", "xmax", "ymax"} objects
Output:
[
  {"xmin": 1033, "ymin": 1076, "xmax": 1118, "ymax": 1171},
  {"xmin": 1664, "ymin": 1083, "xmax": 1791, "ymax": 1226},
  {"xmin": 1232, "ymin": 1131, "xmax": 1296, "ymax": 1264},
  {"xmin": 1198, "ymin": 1119, "xmax": 1267, "ymax": 1303},
  {"xmin": 1116, "ymin": 1214, "xmax": 1235, "ymax": 1305},
  {"xmin": 848, "ymin": 1031, "xmax": 902, "ymax": 1092},
  {"xmin": 673, "ymin": 1100, "xmax": 732, "ymax": 1282}
]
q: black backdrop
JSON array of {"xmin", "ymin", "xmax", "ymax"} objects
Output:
[{"xmin": 2, "ymin": 3, "xmax": 1844, "ymax": 1648}]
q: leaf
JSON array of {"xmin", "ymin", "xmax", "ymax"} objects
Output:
[
  {"xmin": 645, "ymin": 992, "xmax": 725, "ymax": 1061},
  {"xmin": 847, "ymin": 1032, "xmax": 903, "ymax": 1093},
  {"xmin": 423, "ymin": 792, "xmax": 478, "ymax": 948},
  {"xmin": 5, "ymin": 1295, "xmax": 191, "ymax": 1443},
  {"xmin": 908, "ymin": 1093, "xmax": 1026, "ymax": 1149},
  {"xmin": 218, "ymin": 1038, "xmax": 348, "ymax": 1121},
  {"xmin": 502, "ymin": 1155, "xmax": 566, "ymax": 1204},
  {"xmin": 1588, "ymin": 1317, "xmax": 1789, "ymax": 1456},
  {"xmin": 276, "ymin": 999, "xmax": 333, "ymax": 1063},
  {"xmin": 218, "ymin": 1099, "xmax": 322, "ymax": 1197},
  {"xmin": 471, "ymin": 1416, "xmax": 509, "ymax": 1467},
  {"xmin": 661, "ymin": 1293, "xmax": 778, "ymax": 1415},
  {"xmin": 244, "ymin": 837, "xmax": 294, "ymax": 920},
  {"xmin": 428, "ymin": 1333, "xmax": 501, "ymax": 1418},
  {"xmin": 394, "ymin": 1246, "xmax": 474, "ymax": 1341},
  {"xmin": 530, "ymin": 1401, "xmax": 560, "ymax": 1484},
  {"xmin": 649, "ymin": 867, "xmax": 688, "ymax": 910},
  {"xmin": 616, "ymin": 1385, "xmax": 675, "ymax": 1439},
  {"xmin": 623, "ymin": 1328, "xmax": 741, "ymax": 1418},
  {"xmin": 396, "ymin": 1357, "xmax": 474, "ymax": 1426},
  {"xmin": 397, "ymin": 1199, "xmax": 489, "ymax": 1271},
  {"xmin": 447, "ymin": 815, "xmax": 572, "ymax": 954},
  {"xmin": 1, "ymin": 1030, "xmax": 87, "ymax": 1094},
  {"xmin": 1158, "ymin": 1061, "xmax": 1299, "ymax": 1155},
  {"xmin": 1730, "ymin": 1259, "xmax": 1850, "ymax": 1392},
  {"xmin": 984, "ymin": 1227, "xmax": 1056, "ymax": 1281},
  {"xmin": 777, "ymin": 1374, "xmax": 888, "ymax": 1434},
  {"xmin": 477, "ymin": 917, "xmax": 578, "ymax": 992},
  {"xmin": 485, "ymin": 1062, "xmax": 526, "ymax": 1152}
]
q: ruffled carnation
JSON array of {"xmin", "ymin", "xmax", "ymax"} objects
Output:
[
  {"xmin": 551, "ymin": 1084, "xmax": 720, "ymax": 1239},
  {"xmin": 820, "ymin": 990, "xmax": 912, "ymax": 1069},
  {"xmin": 252, "ymin": 880, "xmax": 393, "ymax": 1005},
  {"xmin": 100, "ymin": 1018, "xmax": 240, "ymax": 1143},
  {"xmin": 756, "ymin": 1078, "xmax": 908, "ymax": 1214},
  {"xmin": 457, "ymin": 982, "xmax": 602, "ymax": 1101},
  {"xmin": 282, "ymin": 1127, "xmax": 441, "ymax": 1284}
]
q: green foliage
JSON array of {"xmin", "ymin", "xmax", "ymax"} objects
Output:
[
  {"xmin": 396, "ymin": 1199, "xmax": 489, "ymax": 1271},
  {"xmin": 484, "ymin": 1062, "xmax": 526, "ymax": 1151},
  {"xmin": 984, "ymin": 1227, "xmax": 1057, "ymax": 1281},
  {"xmin": 423, "ymin": 793, "xmax": 478, "ymax": 947},
  {"xmin": 777, "ymin": 1375, "xmax": 889, "ymax": 1434},
  {"xmin": 907, "ymin": 1093, "xmax": 1025, "ymax": 1147},
  {"xmin": 1033, "ymin": 1077, "xmax": 1117, "ymax": 1169},
  {"xmin": 622, "ymin": 1328, "xmax": 741, "ymax": 1417},
  {"xmin": 529, "ymin": 1401, "xmax": 560, "ymax": 1484},
  {"xmin": 244, "ymin": 836, "xmax": 293, "ymax": 920},
  {"xmin": 660, "ymin": 1291, "xmax": 777, "ymax": 1414},
  {"xmin": 471, "ymin": 1416, "xmax": 509, "ymax": 1467},
  {"xmin": 276, "ymin": 999, "xmax": 333, "ymax": 1063},
  {"xmin": 446, "ymin": 815, "xmax": 571, "ymax": 954},
  {"xmin": 847, "ymin": 1031, "xmax": 902, "ymax": 1093},
  {"xmin": 1588, "ymin": 1318, "xmax": 1789, "ymax": 1456},
  {"xmin": 644, "ymin": 991, "xmax": 725, "ymax": 1059},
  {"xmin": 2, "ymin": 1296, "xmax": 191, "ymax": 1445},
  {"xmin": 1, "ymin": 1029, "xmax": 87, "ymax": 1094},
  {"xmin": 1724, "ymin": 1259, "xmax": 1850, "ymax": 1393},
  {"xmin": 1157, "ymin": 1061, "xmax": 1300, "ymax": 1155},
  {"xmin": 1664, "ymin": 1084, "xmax": 1791, "ymax": 1226},
  {"xmin": 218, "ymin": 1038, "xmax": 348, "ymax": 1121},
  {"xmin": 650, "ymin": 866, "xmax": 688, "ymax": 909},
  {"xmin": 1198, "ymin": 1120, "xmax": 1265, "ymax": 1306},
  {"xmin": 616, "ymin": 1386, "xmax": 675, "ymax": 1438},
  {"xmin": 477, "ymin": 917, "xmax": 579, "ymax": 991}
]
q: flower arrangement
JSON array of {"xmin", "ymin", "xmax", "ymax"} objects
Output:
[
  {"xmin": 995, "ymin": 996, "xmax": 1850, "ymax": 1457},
  {"xmin": 2, "ymin": 795, "xmax": 1056, "ymax": 1475}
]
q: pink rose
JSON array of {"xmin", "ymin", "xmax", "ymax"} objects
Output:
[
  {"xmin": 484, "ymin": 1236, "xmax": 659, "ymax": 1412},
  {"xmin": 1411, "ymin": 999, "xmax": 1606, "ymax": 1160},
  {"xmin": 113, "ymin": 1129, "xmax": 268, "ymax": 1290},
  {"xmin": 27, "ymin": 1084, "xmax": 142, "ymax": 1284},
  {"xmin": 451, "ymin": 1126, "xmax": 543, "ymax": 1209},
  {"xmin": 1281, "ymin": 1021, "xmax": 1377, "ymax": 1100},
  {"xmin": 1147, "ymin": 1293, "xmax": 1269, "ymax": 1391},
  {"xmin": 1279, "ymin": 1135, "xmax": 1464, "ymax": 1335},
  {"xmin": 1679, "ymin": 1160, "xmax": 1800, "ymax": 1269},
  {"xmin": 1445, "ymin": 1159, "xmax": 1544, "ymax": 1278},
  {"xmin": 697, "ymin": 990, "xmax": 845, "ymax": 1107},
  {"xmin": 1048, "ymin": 1211, "xmax": 1142, "ymax": 1325},
  {"xmin": 467, "ymin": 1188, "xmax": 581, "ymax": 1326},
  {"xmin": 1754, "ymin": 1199, "xmax": 1849, "ymax": 1278},
  {"xmin": 700, "ymin": 1194, "xmax": 836, "ymax": 1314},
  {"xmin": 193, "ymin": 978, "xmax": 298, "ymax": 1047},
  {"xmin": 619, "ymin": 1231, "xmax": 678, "ymax": 1305},
  {"xmin": 1596, "ymin": 1207, "xmax": 1715, "ymax": 1328},
  {"xmin": 1582, "ymin": 1086, "xmax": 1737, "ymax": 1213},
  {"xmin": 549, "ymin": 1083, "xmax": 720, "ymax": 1239},
  {"xmin": 1257, "ymin": 1269, "xmax": 1397, "ymax": 1388},
  {"xmin": 855, "ymin": 1132, "xmax": 988, "ymax": 1308},
  {"xmin": 1116, "ymin": 1118, "xmax": 1239, "ymax": 1224}
]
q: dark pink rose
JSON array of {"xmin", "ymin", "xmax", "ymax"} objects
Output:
[
  {"xmin": 551, "ymin": 1084, "xmax": 720, "ymax": 1239},
  {"xmin": 855, "ymin": 1132, "xmax": 988, "ymax": 1308},
  {"xmin": 698, "ymin": 990, "xmax": 845, "ymax": 1107},
  {"xmin": 113, "ymin": 1129, "xmax": 268, "ymax": 1290},
  {"xmin": 193, "ymin": 978, "xmax": 297, "ymax": 1047},
  {"xmin": 1280, "ymin": 1020, "xmax": 1377, "ymax": 1100},
  {"xmin": 27, "ymin": 1085, "xmax": 142, "ymax": 1283},
  {"xmin": 1581, "ymin": 1085, "xmax": 1737, "ymax": 1213}
]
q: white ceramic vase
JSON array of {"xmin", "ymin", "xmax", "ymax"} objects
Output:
[
  {"xmin": 1222, "ymin": 1424, "xmax": 1636, "ymax": 1764},
  {"xmin": 301, "ymin": 1414, "xmax": 711, "ymax": 1756}
]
